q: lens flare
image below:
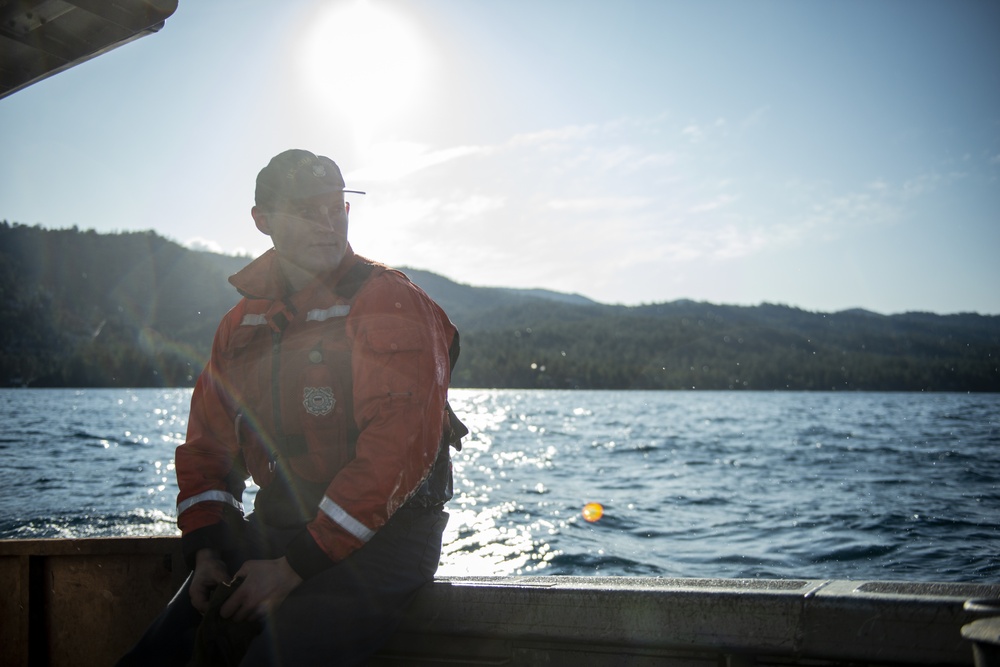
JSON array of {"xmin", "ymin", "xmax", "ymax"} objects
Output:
[{"xmin": 582, "ymin": 502, "xmax": 604, "ymax": 522}]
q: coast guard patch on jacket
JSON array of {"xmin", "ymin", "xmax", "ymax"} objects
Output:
[{"xmin": 303, "ymin": 387, "xmax": 335, "ymax": 416}]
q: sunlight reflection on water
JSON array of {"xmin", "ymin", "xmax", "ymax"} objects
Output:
[{"xmin": 2, "ymin": 388, "xmax": 998, "ymax": 582}]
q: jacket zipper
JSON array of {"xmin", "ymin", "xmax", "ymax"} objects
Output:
[{"xmin": 269, "ymin": 328, "xmax": 284, "ymax": 472}]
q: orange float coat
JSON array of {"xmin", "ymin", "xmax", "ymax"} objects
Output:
[{"xmin": 174, "ymin": 246, "xmax": 457, "ymax": 578}]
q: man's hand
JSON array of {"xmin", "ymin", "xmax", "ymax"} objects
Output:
[
  {"xmin": 190, "ymin": 548, "xmax": 229, "ymax": 614},
  {"xmin": 220, "ymin": 557, "xmax": 304, "ymax": 622}
]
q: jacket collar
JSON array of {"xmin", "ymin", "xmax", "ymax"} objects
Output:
[{"xmin": 229, "ymin": 245, "xmax": 358, "ymax": 301}]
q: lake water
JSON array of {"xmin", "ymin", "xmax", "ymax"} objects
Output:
[{"xmin": 1, "ymin": 388, "xmax": 997, "ymax": 583}]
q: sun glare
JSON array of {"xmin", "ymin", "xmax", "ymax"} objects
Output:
[{"xmin": 299, "ymin": 1, "xmax": 428, "ymax": 138}]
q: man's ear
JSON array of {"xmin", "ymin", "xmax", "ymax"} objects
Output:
[
  {"xmin": 251, "ymin": 206, "xmax": 271, "ymax": 236},
  {"xmin": 345, "ymin": 201, "xmax": 351, "ymax": 215}
]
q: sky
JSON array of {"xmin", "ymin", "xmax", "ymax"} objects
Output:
[{"xmin": 1, "ymin": 0, "xmax": 998, "ymax": 315}]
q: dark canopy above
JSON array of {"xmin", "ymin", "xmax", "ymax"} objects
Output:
[{"xmin": 0, "ymin": 0, "xmax": 178, "ymax": 100}]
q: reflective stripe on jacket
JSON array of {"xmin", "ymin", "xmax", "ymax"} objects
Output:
[{"xmin": 174, "ymin": 246, "xmax": 457, "ymax": 576}]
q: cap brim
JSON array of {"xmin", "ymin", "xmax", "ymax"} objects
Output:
[{"xmin": 343, "ymin": 189, "xmax": 366, "ymax": 195}]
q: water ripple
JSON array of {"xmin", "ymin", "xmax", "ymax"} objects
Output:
[{"xmin": 1, "ymin": 388, "xmax": 998, "ymax": 583}]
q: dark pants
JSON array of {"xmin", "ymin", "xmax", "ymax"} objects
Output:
[{"xmin": 116, "ymin": 507, "xmax": 448, "ymax": 667}]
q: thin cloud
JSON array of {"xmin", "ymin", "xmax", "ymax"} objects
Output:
[
  {"xmin": 546, "ymin": 196, "xmax": 652, "ymax": 212},
  {"xmin": 351, "ymin": 142, "xmax": 490, "ymax": 183},
  {"xmin": 710, "ymin": 224, "xmax": 772, "ymax": 260},
  {"xmin": 443, "ymin": 194, "xmax": 507, "ymax": 220},
  {"xmin": 356, "ymin": 111, "xmax": 943, "ymax": 303},
  {"xmin": 681, "ymin": 118, "xmax": 727, "ymax": 144},
  {"xmin": 740, "ymin": 106, "xmax": 770, "ymax": 129},
  {"xmin": 184, "ymin": 237, "xmax": 223, "ymax": 253},
  {"xmin": 682, "ymin": 125, "xmax": 704, "ymax": 142},
  {"xmin": 508, "ymin": 123, "xmax": 600, "ymax": 148},
  {"xmin": 688, "ymin": 193, "xmax": 738, "ymax": 214}
]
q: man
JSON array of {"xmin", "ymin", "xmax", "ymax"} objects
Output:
[{"xmin": 118, "ymin": 149, "xmax": 463, "ymax": 666}]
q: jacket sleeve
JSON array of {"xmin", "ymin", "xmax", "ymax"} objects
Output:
[
  {"xmin": 174, "ymin": 304, "xmax": 249, "ymax": 567},
  {"xmin": 284, "ymin": 273, "xmax": 454, "ymax": 578}
]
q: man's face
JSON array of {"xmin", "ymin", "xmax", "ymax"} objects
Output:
[{"xmin": 262, "ymin": 191, "xmax": 350, "ymax": 277}]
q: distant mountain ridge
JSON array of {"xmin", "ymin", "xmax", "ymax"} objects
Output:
[{"xmin": 2, "ymin": 222, "xmax": 998, "ymax": 391}]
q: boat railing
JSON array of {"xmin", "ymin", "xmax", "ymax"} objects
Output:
[{"xmin": 2, "ymin": 536, "xmax": 998, "ymax": 666}]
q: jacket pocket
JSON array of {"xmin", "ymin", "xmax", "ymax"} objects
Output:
[{"xmin": 362, "ymin": 326, "xmax": 425, "ymax": 396}]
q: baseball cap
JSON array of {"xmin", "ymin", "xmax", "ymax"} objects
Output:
[{"xmin": 255, "ymin": 149, "xmax": 365, "ymax": 210}]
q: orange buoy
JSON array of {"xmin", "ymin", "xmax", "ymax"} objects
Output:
[{"xmin": 582, "ymin": 502, "xmax": 604, "ymax": 522}]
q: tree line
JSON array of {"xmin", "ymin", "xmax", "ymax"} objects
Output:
[
  {"xmin": 2, "ymin": 222, "xmax": 998, "ymax": 391},
  {"xmin": 451, "ymin": 303, "xmax": 998, "ymax": 391}
]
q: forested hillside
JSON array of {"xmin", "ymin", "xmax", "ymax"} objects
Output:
[
  {"xmin": 2, "ymin": 222, "xmax": 998, "ymax": 391},
  {"xmin": 0, "ymin": 223, "xmax": 244, "ymax": 386}
]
